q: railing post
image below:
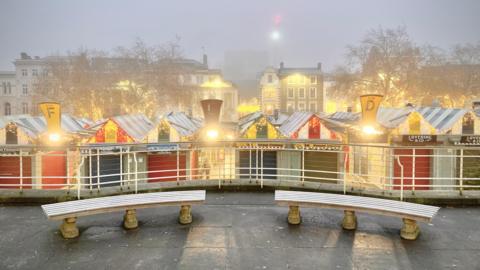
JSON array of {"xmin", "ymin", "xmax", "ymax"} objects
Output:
[
  {"xmin": 301, "ymin": 147, "xmax": 305, "ymax": 184},
  {"xmin": 133, "ymin": 152, "xmax": 138, "ymax": 194},
  {"xmin": 119, "ymin": 148, "xmax": 123, "ymax": 187},
  {"xmin": 176, "ymin": 148, "xmax": 180, "ymax": 183},
  {"xmin": 396, "ymin": 155, "xmax": 404, "ymax": 201},
  {"xmin": 96, "ymin": 149, "xmax": 100, "ymax": 191},
  {"xmin": 88, "ymin": 149, "xmax": 92, "ymax": 191},
  {"xmin": 412, "ymin": 148, "xmax": 416, "ymax": 193},
  {"xmin": 76, "ymin": 156, "xmax": 84, "ymax": 200},
  {"xmin": 19, "ymin": 149, "xmax": 23, "ymax": 191},
  {"xmin": 343, "ymin": 148, "xmax": 348, "ymax": 195},
  {"xmin": 249, "ymin": 148, "xmax": 252, "ymax": 182},
  {"xmin": 459, "ymin": 148, "xmax": 464, "ymax": 195},
  {"xmin": 66, "ymin": 150, "xmax": 70, "ymax": 191},
  {"xmin": 260, "ymin": 148, "xmax": 264, "ymax": 188}
]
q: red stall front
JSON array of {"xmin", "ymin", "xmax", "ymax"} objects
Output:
[
  {"xmin": 41, "ymin": 151, "xmax": 67, "ymax": 189},
  {"xmin": 0, "ymin": 154, "xmax": 32, "ymax": 189},
  {"xmin": 147, "ymin": 144, "xmax": 186, "ymax": 182}
]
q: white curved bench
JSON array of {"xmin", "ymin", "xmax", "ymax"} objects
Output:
[
  {"xmin": 42, "ymin": 190, "xmax": 206, "ymax": 239},
  {"xmin": 275, "ymin": 190, "xmax": 440, "ymax": 240}
]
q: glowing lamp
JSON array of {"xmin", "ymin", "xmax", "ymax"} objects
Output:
[
  {"xmin": 48, "ymin": 132, "xmax": 61, "ymax": 142},
  {"xmin": 206, "ymin": 129, "xmax": 219, "ymax": 140},
  {"xmin": 362, "ymin": 125, "xmax": 383, "ymax": 135}
]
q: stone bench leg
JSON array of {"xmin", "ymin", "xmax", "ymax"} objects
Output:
[
  {"xmin": 179, "ymin": 205, "xmax": 192, "ymax": 224},
  {"xmin": 123, "ymin": 209, "xmax": 138, "ymax": 229},
  {"xmin": 401, "ymin": 218, "xmax": 420, "ymax": 240},
  {"xmin": 60, "ymin": 217, "xmax": 79, "ymax": 239},
  {"xmin": 342, "ymin": 210, "xmax": 357, "ymax": 230},
  {"xmin": 288, "ymin": 205, "xmax": 301, "ymax": 225}
]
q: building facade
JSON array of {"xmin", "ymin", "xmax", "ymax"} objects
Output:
[
  {"xmin": 259, "ymin": 62, "xmax": 324, "ymax": 115},
  {"xmin": 177, "ymin": 56, "xmax": 238, "ymax": 123}
]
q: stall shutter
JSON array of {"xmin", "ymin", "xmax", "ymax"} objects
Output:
[
  {"xmin": 304, "ymin": 151, "xmax": 338, "ymax": 183},
  {"xmin": 90, "ymin": 154, "xmax": 121, "ymax": 187},
  {"xmin": 42, "ymin": 151, "xmax": 66, "ymax": 189},
  {"xmin": 239, "ymin": 150, "xmax": 277, "ymax": 179},
  {"xmin": 148, "ymin": 153, "xmax": 186, "ymax": 182},
  {"xmin": 0, "ymin": 156, "xmax": 32, "ymax": 189},
  {"xmin": 393, "ymin": 149, "xmax": 431, "ymax": 190}
]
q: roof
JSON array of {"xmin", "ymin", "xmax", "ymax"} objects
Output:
[
  {"xmin": 376, "ymin": 107, "xmax": 414, "ymax": 128},
  {"xmin": 266, "ymin": 112, "xmax": 289, "ymax": 126},
  {"xmin": 238, "ymin": 111, "xmax": 263, "ymax": 134},
  {"xmin": 163, "ymin": 112, "xmax": 203, "ymax": 137},
  {"xmin": 278, "ymin": 67, "xmax": 322, "ymax": 76},
  {"xmin": 417, "ymin": 107, "xmax": 468, "ymax": 133},
  {"xmin": 110, "ymin": 114, "xmax": 154, "ymax": 142},
  {"xmin": 326, "ymin": 112, "xmax": 360, "ymax": 124},
  {"xmin": 0, "ymin": 114, "xmax": 92, "ymax": 139},
  {"xmin": 278, "ymin": 112, "xmax": 314, "ymax": 137}
]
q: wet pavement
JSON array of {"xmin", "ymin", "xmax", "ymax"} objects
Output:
[{"xmin": 0, "ymin": 191, "xmax": 479, "ymax": 270}]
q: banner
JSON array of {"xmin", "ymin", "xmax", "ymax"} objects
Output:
[
  {"xmin": 360, "ymin": 94, "xmax": 383, "ymax": 124},
  {"xmin": 39, "ymin": 102, "xmax": 61, "ymax": 132}
]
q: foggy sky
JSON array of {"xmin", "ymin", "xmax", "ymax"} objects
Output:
[{"xmin": 1, "ymin": 0, "xmax": 479, "ymax": 71}]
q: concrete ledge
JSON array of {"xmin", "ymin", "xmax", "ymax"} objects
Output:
[{"xmin": 1, "ymin": 179, "xmax": 479, "ymax": 206}]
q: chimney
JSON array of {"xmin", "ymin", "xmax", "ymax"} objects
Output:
[
  {"xmin": 201, "ymin": 99, "xmax": 223, "ymax": 125},
  {"xmin": 273, "ymin": 109, "xmax": 280, "ymax": 120},
  {"xmin": 279, "ymin": 62, "xmax": 284, "ymax": 69},
  {"xmin": 20, "ymin": 52, "xmax": 30, "ymax": 60},
  {"xmin": 431, "ymin": 99, "xmax": 441, "ymax": 107},
  {"xmin": 346, "ymin": 107, "xmax": 352, "ymax": 113},
  {"xmin": 317, "ymin": 62, "xmax": 322, "ymax": 71},
  {"xmin": 472, "ymin": 100, "xmax": 480, "ymax": 111},
  {"xmin": 203, "ymin": 54, "xmax": 208, "ymax": 67}
]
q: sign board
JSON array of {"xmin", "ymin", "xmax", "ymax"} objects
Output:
[
  {"xmin": 456, "ymin": 136, "xmax": 480, "ymax": 146},
  {"xmin": 39, "ymin": 102, "xmax": 61, "ymax": 132},
  {"xmin": 360, "ymin": 94, "xmax": 383, "ymax": 124},
  {"xmin": 402, "ymin": 135, "xmax": 437, "ymax": 144},
  {"xmin": 146, "ymin": 144, "xmax": 179, "ymax": 152}
]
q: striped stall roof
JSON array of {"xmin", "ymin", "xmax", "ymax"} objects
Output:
[
  {"xmin": 0, "ymin": 114, "xmax": 91, "ymax": 138},
  {"xmin": 327, "ymin": 111, "xmax": 360, "ymax": 123},
  {"xmin": 417, "ymin": 107, "xmax": 468, "ymax": 133},
  {"xmin": 267, "ymin": 113, "xmax": 289, "ymax": 126},
  {"xmin": 376, "ymin": 107, "xmax": 414, "ymax": 129},
  {"xmin": 164, "ymin": 112, "xmax": 203, "ymax": 137},
  {"xmin": 278, "ymin": 112, "xmax": 314, "ymax": 137},
  {"xmin": 238, "ymin": 111, "xmax": 263, "ymax": 134},
  {"xmin": 111, "ymin": 114, "xmax": 154, "ymax": 142}
]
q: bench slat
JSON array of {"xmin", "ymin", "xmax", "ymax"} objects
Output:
[
  {"xmin": 276, "ymin": 192, "xmax": 438, "ymax": 215},
  {"xmin": 275, "ymin": 190, "xmax": 440, "ymax": 222},
  {"xmin": 42, "ymin": 190, "xmax": 206, "ymax": 220}
]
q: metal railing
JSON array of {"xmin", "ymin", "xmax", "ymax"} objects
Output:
[{"xmin": 0, "ymin": 141, "xmax": 479, "ymax": 200}]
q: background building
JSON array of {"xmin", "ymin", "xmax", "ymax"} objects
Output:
[{"xmin": 259, "ymin": 62, "xmax": 324, "ymax": 115}]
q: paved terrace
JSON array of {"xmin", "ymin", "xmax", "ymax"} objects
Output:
[{"xmin": 0, "ymin": 191, "xmax": 479, "ymax": 270}]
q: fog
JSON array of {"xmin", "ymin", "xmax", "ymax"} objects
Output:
[{"xmin": 1, "ymin": 0, "xmax": 479, "ymax": 71}]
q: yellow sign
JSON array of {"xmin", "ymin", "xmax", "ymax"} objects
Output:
[
  {"xmin": 360, "ymin": 94, "xmax": 383, "ymax": 124},
  {"xmin": 39, "ymin": 102, "xmax": 61, "ymax": 132}
]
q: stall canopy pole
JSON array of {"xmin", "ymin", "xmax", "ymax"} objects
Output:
[
  {"xmin": 260, "ymin": 148, "xmax": 264, "ymax": 189},
  {"xmin": 133, "ymin": 152, "xmax": 138, "ymax": 194},
  {"xmin": 176, "ymin": 148, "xmax": 180, "ymax": 183},
  {"xmin": 412, "ymin": 149, "xmax": 416, "ymax": 193},
  {"xmin": 96, "ymin": 149, "xmax": 100, "ymax": 190},
  {"xmin": 88, "ymin": 149, "xmax": 92, "ymax": 191},
  {"xmin": 119, "ymin": 148, "xmax": 123, "ymax": 187}
]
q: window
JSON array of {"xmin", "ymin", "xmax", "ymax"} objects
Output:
[
  {"xmin": 32, "ymin": 69, "xmax": 38, "ymax": 76},
  {"xmin": 298, "ymin": 102, "xmax": 305, "ymax": 111},
  {"xmin": 22, "ymin": 103, "xmax": 28, "ymax": 114},
  {"xmin": 298, "ymin": 88, "xmax": 305, "ymax": 98},
  {"xmin": 21, "ymin": 69, "xmax": 27, "ymax": 76},
  {"xmin": 462, "ymin": 113, "xmax": 475, "ymax": 134},
  {"xmin": 22, "ymin": 84, "xmax": 28, "ymax": 95},
  {"xmin": 310, "ymin": 87, "xmax": 316, "ymax": 98},
  {"xmin": 299, "ymin": 76, "xmax": 305, "ymax": 85},
  {"xmin": 310, "ymin": 102, "xmax": 317, "ymax": 112},
  {"xmin": 7, "ymin": 82, "xmax": 11, "ymax": 94},
  {"xmin": 288, "ymin": 76, "xmax": 295, "ymax": 84},
  {"xmin": 267, "ymin": 74, "xmax": 273, "ymax": 83},
  {"xmin": 287, "ymin": 88, "xmax": 294, "ymax": 98},
  {"xmin": 43, "ymin": 69, "xmax": 49, "ymax": 77},
  {"xmin": 196, "ymin": 75, "xmax": 203, "ymax": 84},
  {"xmin": 2, "ymin": 82, "xmax": 5, "ymax": 95},
  {"xmin": 310, "ymin": 76, "xmax": 317, "ymax": 84},
  {"xmin": 4, "ymin": 103, "xmax": 11, "ymax": 115},
  {"xmin": 287, "ymin": 103, "xmax": 294, "ymax": 113}
]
